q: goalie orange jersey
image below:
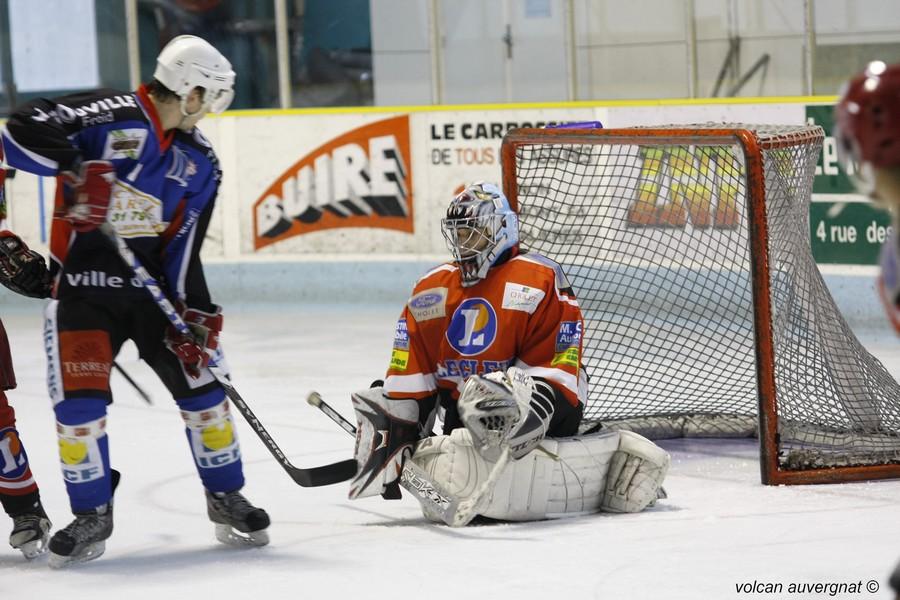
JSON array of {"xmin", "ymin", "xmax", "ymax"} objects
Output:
[{"xmin": 384, "ymin": 252, "xmax": 586, "ymax": 407}]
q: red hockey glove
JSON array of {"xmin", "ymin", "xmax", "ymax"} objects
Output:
[
  {"xmin": 165, "ymin": 304, "xmax": 223, "ymax": 379},
  {"xmin": 0, "ymin": 231, "xmax": 52, "ymax": 298},
  {"xmin": 61, "ymin": 160, "xmax": 115, "ymax": 232}
]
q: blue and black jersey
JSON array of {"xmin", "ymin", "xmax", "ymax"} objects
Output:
[{"xmin": 1, "ymin": 84, "xmax": 220, "ymax": 311}]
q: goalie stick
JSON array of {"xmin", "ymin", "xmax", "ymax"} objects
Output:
[
  {"xmin": 306, "ymin": 391, "xmax": 510, "ymax": 526},
  {"xmin": 100, "ymin": 224, "xmax": 357, "ymax": 487}
]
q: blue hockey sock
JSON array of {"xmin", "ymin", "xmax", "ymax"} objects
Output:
[
  {"xmin": 177, "ymin": 390, "xmax": 245, "ymax": 493},
  {"xmin": 54, "ymin": 397, "xmax": 113, "ymax": 512}
]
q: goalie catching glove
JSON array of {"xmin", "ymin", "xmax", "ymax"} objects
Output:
[
  {"xmin": 457, "ymin": 366, "xmax": 554, "ymax": 460},
  {"xmin": 164, "ymin": 303, "xmax": 224, "ymax": 379},
  {"xmin": 0, "ymin": 231, "xmax": 52, "ymax": 298}
]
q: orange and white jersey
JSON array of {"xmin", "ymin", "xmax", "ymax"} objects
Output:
[{"xmin": 384, "ymin": 252, "xmax": 586, "ymax": 407}]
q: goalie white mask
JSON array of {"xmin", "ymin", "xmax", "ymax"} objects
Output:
[
  {"xmin": 154, "ymin": 35, "xmax": 236, "ymax": 117},
  {"xmin": 441, "ymin": 182, "xmax": 519, "ymax": 287}
]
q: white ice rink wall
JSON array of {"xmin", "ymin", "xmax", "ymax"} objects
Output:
[{"xmin": 0, "ymin": 97, "xmax": 887, "ymax": 324}]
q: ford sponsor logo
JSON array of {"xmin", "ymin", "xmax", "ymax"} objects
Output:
[{"xmin": 410, "ymin": 293, "xmax": 443, "ymax": 309}]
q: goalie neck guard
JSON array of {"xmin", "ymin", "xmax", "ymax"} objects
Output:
[{"xmin": 441, "ymin": 182, "xmax": 519, "ymax": 287}]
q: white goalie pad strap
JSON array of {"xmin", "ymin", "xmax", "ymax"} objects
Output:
[
  {"xmin": 350, "ymin": 386, "xmax": 420, "ymax": 499},
  {"xmin": 411, "ymin": 429, "xmax": 624, "ymax": 521},
  {"xmin": 600, "ymin": 430, "xmax": 670, "ymax": 514}
]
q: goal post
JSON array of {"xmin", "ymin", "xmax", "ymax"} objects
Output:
[{"xmin": 501, "ymin": 124, "xmax": 900, "ymax": 485}]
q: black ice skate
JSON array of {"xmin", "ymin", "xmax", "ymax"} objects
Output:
[
  {"xmin": 8, "ymin": 502, "xmax": 51, "ymax": 559},
  {"xmin": 48, "ymin": 469, "xmax": 119, "ymax": 568},
  {"xmin": 206, "ymin": 489, "xmax": 270, "ymax": 547},
  {"xmin": 47, "ymin": 502, "xmax": 113, "ymax": 568}
]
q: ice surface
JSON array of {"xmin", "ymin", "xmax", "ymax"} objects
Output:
[{"xmin": 2, "ymin": 303, "xmax": 899, "ymax": 599}]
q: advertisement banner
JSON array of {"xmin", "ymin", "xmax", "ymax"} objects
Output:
[
  {"xmin": 424, "ymin": 111, "xmax": 596, "ymax": 179},
  {"xmin": 810, "ymin": 202, "xmax": 892, "ymax": 264},
  {"xmin": 806, "ymin": 104, "xmax": 892, "ymax": 265},
  {"xmin": 7, "ymin": 99, "xmax": 880, "ymax": 271},
  {"xmin": 252, "ymin": 115, "xmax": 413, "ymax": 250},
  {"xmin": 420, "ymin": 109, "xmax": 599, "ymax": 253}
]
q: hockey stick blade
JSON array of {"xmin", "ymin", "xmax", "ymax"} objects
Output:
[
  {"xmin": 285, "ymin": 457, "xmax": 358, "ymax": 487},
  {"xmin": 306, "ymin": 390, "xmax": 496, "ymax": 526},
  {"xmin": 101, "ymin": 225, "xmax": 356, "ymax": 487},
  {"xmin": 217, "ymin": 381, "xmax": 356, "ymax": 487}
]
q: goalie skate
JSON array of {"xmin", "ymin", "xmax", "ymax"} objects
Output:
[
  {"xmin": 206, "ymin": 490, "xmax": 270, "ymax": 547},
  {"xmin": 47, "ymin": 503, "xmax": 113, "ymax": 568},
  {"xmin": 9, "ymin": 506, "xmax": 51, "ymax": 559}
]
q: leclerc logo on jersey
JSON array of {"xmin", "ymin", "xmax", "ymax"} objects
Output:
[
  {"xmin": 446, "ymin": 298, "xmax": 497, "ymax": 356},
  {"xmin": 0, "ymin": 428, "xmax": 28, "ymax": 480},
  {"xmin": 253, "ymin": 115, "xmax": 413, "ymax": 249}
]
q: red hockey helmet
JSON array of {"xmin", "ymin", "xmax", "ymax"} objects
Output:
[{"xmin": 834, "ymin": 61, "xmax": 900, "ymax": 193}]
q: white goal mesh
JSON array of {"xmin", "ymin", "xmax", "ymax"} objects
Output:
[{"xmin": 502, "ymin": 124, "xmax": 900, "ymax": 483}]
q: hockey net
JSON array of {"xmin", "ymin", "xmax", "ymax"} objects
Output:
[{"xmin": 501, "ymin": 124, "xmax": 900, "ymax": 484}]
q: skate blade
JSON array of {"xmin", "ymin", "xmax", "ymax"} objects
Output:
[
  {"xmin": 48, "ymin": 541, "xmax": 106, "ymax": 569},
  {"xmin": 12, "ymin": 537, "xmax": 49, "ymax": 560},
  {"xmin": 214, "ymin": 523, "xmax": 269, "ymax": 547},
  {"xmin": 10, "ymin": 518, "xmax": 52, "ymax": 559}
]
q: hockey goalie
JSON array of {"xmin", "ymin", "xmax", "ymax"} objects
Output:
[{"xmin": 349, "ymin": 182, "xmax": 670, "ymax": 526}]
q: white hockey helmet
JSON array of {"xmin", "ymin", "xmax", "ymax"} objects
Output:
[
  {"xmin": 153, "ymin": 35, "xmax": 236, "ymax": 116},
  {"xmin": 441, "ymin": 182, "xmax": 519, "ymax": 287}
]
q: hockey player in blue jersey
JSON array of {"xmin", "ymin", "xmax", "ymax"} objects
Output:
[{"xmin": 0, "ymin": 35, "xmax": 269, "ymax": 567}]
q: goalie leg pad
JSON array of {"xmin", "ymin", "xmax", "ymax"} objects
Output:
[
  {"xmin": 409, "ymin": 430, "xmax": 492, "ymax": 523},
  {"xmin": 600, "ymin": 430, "xmax": 670, "ymax": 514},
  {"xmin": 412, "ymin": 429, "xmax": 491, "ymax": 498},
  {"xmin": 411, "ymin": 430, "xmax": 624, "ymax": 521}
]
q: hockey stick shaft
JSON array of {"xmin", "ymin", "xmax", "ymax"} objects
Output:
[
  {"xmin": 111, "ymin": 361, "xmax": 153, "ymax": 405},
  {"xmin": 306, "ymin": 391, "xmax": 502, "ymax": 526},
  {"xmin": 307, "ymin": 391, "xmax": 357, "ymax": 436},
  {"xmin": 101, "ymin": 225, "xmax": 356, "ymax": 487}
]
